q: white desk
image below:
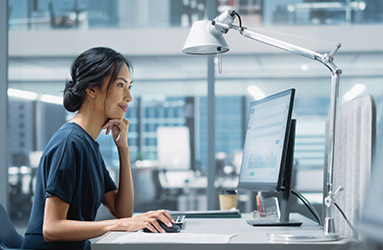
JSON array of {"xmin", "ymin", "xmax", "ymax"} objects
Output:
[{"xmin": 92, "ymin": 213, "xmax": 348, "ymax": 250}]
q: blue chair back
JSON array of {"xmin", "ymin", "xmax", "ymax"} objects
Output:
[{"xmin": 0, "ymin": 203, "xmax": 23, "ymax": 249}]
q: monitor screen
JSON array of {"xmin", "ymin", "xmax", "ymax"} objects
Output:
[{"xmin": 238, "ymin": 89, "xmax": 295, "ymax": 191}]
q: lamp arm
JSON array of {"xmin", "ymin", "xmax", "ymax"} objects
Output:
[
  {"xmin": 213, "ymin": 21, "xmax": 342, "ymax": 74},
  {"xmin": 241, "ymin": 28, "xmax": 323, "ymax": 60},
  {"xmin": 237, "ymin": 25, "xmax": 342, "ymax": 182},
  {"xmin": 241, "ymin": 27, "xmax": 343, "ymax": 75},
  {"xmin": 213, "ymin": 21, "xmax": 343, "ymax": 234}
]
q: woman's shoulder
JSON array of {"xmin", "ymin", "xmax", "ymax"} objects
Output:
[
  {"xmin": 47, "ymin": 123, "xmax": 94, "ymax": 150},
  {"xmin": 53, "ymin": 123, "xmax": 85, "ymax": 141},
  {"xmin": 40, "ymin": 123, "xmax": 98, "ymax": 163}
]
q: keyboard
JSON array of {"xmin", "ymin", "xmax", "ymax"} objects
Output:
[{"xmin": 172, "ymin": 214, "xmax": 186, "ymax": 229}]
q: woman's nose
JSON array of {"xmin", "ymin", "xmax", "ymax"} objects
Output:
[{"xmin": 125, "ymin": 89, "xmax": 133, "ymax": 103}]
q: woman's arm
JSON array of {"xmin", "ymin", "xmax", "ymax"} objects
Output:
[
  {"xmin": 43, "ymin": 196, "xmax": 174, "ymax": 242},
  {"xmin": 102, "ymin": 118, "xmax": 134, "ymax": 218},
  {"xmin": 103, "ymin": 144, "xmax": 134, "ymax": 218}
]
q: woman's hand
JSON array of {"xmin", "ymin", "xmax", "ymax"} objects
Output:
[
  {"xmin": 103, "ymin": 118, "xmax": 133, "ymax": 218},
  {"xmin": 117, "ymin": 210, "xmax": 175, "ymax": 233},
  {"xmin": 103, "ymin": 118, "xmax": 129, "ymax": 149}
]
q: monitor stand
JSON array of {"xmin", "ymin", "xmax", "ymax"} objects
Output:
[
  {"xmin": 247, "ymin": 119, "xmax": 302, "ymax": 227},
  {"xmin": 246, "ymin": 187, "xmax": 302, "ymax": 226},
  {"xmin": 246, "ymin": 220, "xmax": 302, "ymax": 227}
]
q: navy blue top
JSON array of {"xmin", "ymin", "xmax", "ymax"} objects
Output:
[{"xmin": 21, "ymin": 123, "xmax": 117, "ymax": 250}]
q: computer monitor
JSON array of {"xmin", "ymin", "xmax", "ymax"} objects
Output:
[{"xmin": 238, "ymin": 88, "xmax": 301, "ymax": 226}]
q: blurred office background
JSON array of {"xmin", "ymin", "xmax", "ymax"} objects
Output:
[{"xmin": 2, "ymin": 0, "xmax": 383, "ymax": 234}]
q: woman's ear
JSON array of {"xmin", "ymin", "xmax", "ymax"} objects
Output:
[{"xmin": 85, "ymin": 86, "xmax": 98, "ymax": 99}]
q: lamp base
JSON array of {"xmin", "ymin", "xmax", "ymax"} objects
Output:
[
  {"xmin": 323, "ymin": 217, "xmax": 336, "ymax": 233},
  {"xmin": 268, "ymin": 231, "xmax": 341, "ymax": 242}
]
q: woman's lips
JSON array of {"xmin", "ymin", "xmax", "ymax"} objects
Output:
[{"xmin": 119, "ymin": 105, "xmax": 128, "ymax": 112}]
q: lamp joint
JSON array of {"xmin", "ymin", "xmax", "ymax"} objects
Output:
[{"xmin": 324, "ymin": 186, "xmax": 344, "ymax": 208}]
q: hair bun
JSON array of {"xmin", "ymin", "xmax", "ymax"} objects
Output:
[
  {"xmin": 65, "ymin": 79, "xmax": 75, "ymax": 88},
  {"xmin": 63, "ymin": 79, "xmax": 82, "ymax": 112}
]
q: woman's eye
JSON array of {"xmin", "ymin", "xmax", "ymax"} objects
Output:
[
  {"xmin": 118, "ymin": 83, "xmax": 124, "ymax": 88},
  {"xmin": 128, "ymin": 85, "xmax": 133, "ymax": 90}
]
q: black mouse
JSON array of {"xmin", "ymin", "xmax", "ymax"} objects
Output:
[{"xmin": 143, "ymin": 220, "xmax": 181, "ymax": 233}]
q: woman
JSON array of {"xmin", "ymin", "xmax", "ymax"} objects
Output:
[{"xmin": 21, "ymin": 47, "xmax": 174, "ymax": 250}]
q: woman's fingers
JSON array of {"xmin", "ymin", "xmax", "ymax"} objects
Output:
[
  {"xmin": 144, "ymin": 210, "xmax": 174, "ymax": 228},
  {"xmin": 103, "ymin": 119, "xmax": 129, "ymax": 144},
  {"xmin": 156, "ymin": 211, "xmax": 174, "ymax": 227},
  {"xmin": 143, "ymin": 222, "xmax": 158, "ymax": 233},
  {"xmin": 129, "ymin": 210, "xmax": 175, "ymax": 233},
  {"xmin": 103, "ymin": 120, "xmax": 120, "ymax": 131},
  {"xmin": 104, "ymin": 119, "xmax": 129, "ymax": 131},
  {"xmin": 150, "ymin": 218, "xmax": 166, "ymax": 233},
  {"xmin": 127, "ymin": 216, "xmax": 166, "ymax": 233}
]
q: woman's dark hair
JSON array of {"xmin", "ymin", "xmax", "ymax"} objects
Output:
[{"xmin": 63, "ymin": 47, "xmax": 132, "ymax": 112}]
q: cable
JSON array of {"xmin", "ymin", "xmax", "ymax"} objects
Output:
[
  {"xmin": 300, "ymin": 192, "xmax": 321, "ymax": 225},
  {"xmin": 334, "ymin": 202, "xmax": 359, "ymax": 240},
  {"xmin": 291, "ymin": 190, "xmax": 321, "ymax": 225},
  {"xmin": 229, "ymin": 10, "xmax": 336, "ymax": 47},
  {"xmin": 291, "ymin": 190, "xmax": 321, "ymax": 224},
  {"xmin": 291, "ymin": 189, "xmax": 321, "ymax": 225},
  {"xmin": 248, "ymin": 26, "xmax": 338, "ymax": 47},
  {"xmin": 232, "ymin": 10, "xmax": 242, "ymax": 28}
]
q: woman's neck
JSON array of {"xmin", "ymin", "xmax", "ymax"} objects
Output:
[{"xmin": 70, "ymin": 111, "xmax": 106, "ymax": 141}]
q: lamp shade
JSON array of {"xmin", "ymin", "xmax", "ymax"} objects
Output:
[{"xmin": 182, "ymin": 20, "xmax": 229, "ymax": 55}]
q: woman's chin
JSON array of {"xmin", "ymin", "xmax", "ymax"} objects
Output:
[{"xmin": 108, "ymin": 114, "xmax": 125, "ymax": 120}]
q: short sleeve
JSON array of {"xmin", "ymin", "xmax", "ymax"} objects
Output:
[
  {"xmin": 45, "ymin": 141, "xmax": 77, "ymax": 205},
  {"xmin": 103, "ymin": 163, "xmax": 117, "ymax": 194}
]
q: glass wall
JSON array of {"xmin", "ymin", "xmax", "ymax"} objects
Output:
[
  {"xmin": 8, "ymin": 0, "xmax": 208, "ymax": 30},
  {"xmin": 6, "ymin": 0, "xmax": 383, "ymax": 231},
  {"xmin": 8, "ymin": 0, "xmax": 383, "ymax": 30}
]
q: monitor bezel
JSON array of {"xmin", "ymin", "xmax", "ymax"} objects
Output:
[{"xmin": 237, "ymin": 88, "xmax": 295, "ymax": 192}]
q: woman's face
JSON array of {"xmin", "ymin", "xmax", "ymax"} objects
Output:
[{"xmin": 103, "ymin": 64, "xmax": 133, "ymax": 120}]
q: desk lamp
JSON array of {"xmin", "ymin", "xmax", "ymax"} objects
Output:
[{"xmin": 182, "ymin": 10, "xmax": 342, "ymax": 241}]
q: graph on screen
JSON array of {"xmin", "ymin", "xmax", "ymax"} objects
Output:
[{"xmin": 240, "ymin": 93, "xmax": 291, "ymax": 184}]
